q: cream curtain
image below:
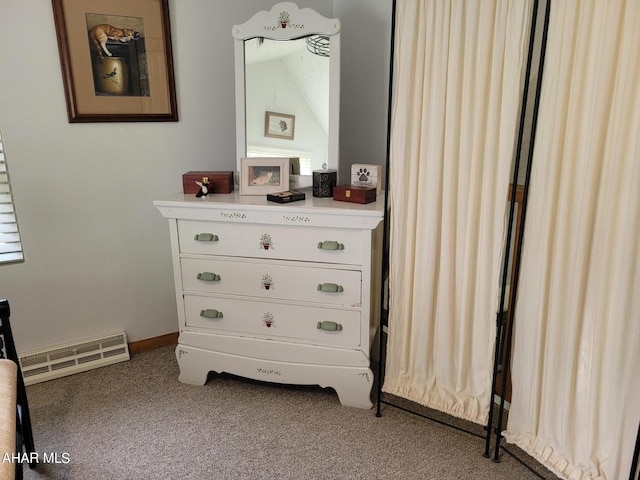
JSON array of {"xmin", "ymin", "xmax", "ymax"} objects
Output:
[
  {"xmin": 504, "ymin": 1, "xmax": 640, "ymax": 479},
  {"xmin": 382, "ymin": 0, "xmax": 532, "ymax": 424}
]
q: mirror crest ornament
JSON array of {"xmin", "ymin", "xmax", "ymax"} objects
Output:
[{"xmin": 233, "ymin": 2, "xmax": 341, "ymax": 184}]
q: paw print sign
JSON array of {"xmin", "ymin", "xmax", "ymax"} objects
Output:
[
  {"xmin": 350, "ymin": 163, "xmax": 381, "ymax": 194},
  {"xmin": 357, "ymin": 168, "xmax": 370, "ymax": 182}
]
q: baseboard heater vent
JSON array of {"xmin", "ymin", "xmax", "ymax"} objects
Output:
[{"xmin": 19, "ymin": 332, "xmax": 130, "ymax": 386}]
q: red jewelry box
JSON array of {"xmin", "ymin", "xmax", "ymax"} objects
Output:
[
  {"xmin": 332, "ymin": 185, "xmax": 377, "ymax": 204},
  {"xmin": 182, "ymin": 171, "xmax": 234, "ymax": 194}
]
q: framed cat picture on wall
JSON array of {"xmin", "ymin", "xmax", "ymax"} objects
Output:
[
  {"xmin": 240, "ymin": 157, "xmax": 290, "ymax": 195},
  {"xmin": 51, "ymin": 0, "xmax": 177, "ymax": 122}
]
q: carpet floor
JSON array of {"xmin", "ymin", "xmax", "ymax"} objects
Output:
[{"xmin": 20, "ymin": 345, "xmax": 559, "ymax": 480}]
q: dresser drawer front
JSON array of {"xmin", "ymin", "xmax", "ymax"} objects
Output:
[
  {"xmin": 181, "ymin": 258, "xmax": 362, "ymax": 307},
  {"xmin": 177, "ymin": 220, "xmax": 363, "ymax": 265},
  {"xmin": 184, "ymin": 295, "xmax": 361, "ymax": 348}
]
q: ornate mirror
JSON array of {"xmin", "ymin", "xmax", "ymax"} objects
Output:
[{"xmin": 233, "ymin": 2, "xmax": 341, "ymax": 186}]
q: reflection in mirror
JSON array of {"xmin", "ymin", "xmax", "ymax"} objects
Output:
[
  {"xmin": 244, "ymin": 36, "xmax": 330, "ymax": 176},
  {"xmin": 233, "ymin": 2, "xmax": 341, "ymax": 183}
]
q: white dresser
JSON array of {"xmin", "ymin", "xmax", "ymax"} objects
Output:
[{"xmin": 154, "ymin": 190, "xmax": 384, "ymax": 408}]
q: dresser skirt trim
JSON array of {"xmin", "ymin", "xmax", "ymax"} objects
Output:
[{"xmin": 175, "ymin": 343, "xmax": 374, "ymax": 409}]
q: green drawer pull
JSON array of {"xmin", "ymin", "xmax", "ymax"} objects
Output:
[
  {"xmin": 194, "ymin": 233, "xmax": 219, "ymax": 242},
  {"xmin": 317, "ymin": 321, "xmax": 343, "ymax": 331},
  {"xmin": 197, "ymin": 272, "xmax": 221, "ymax": 282},
  {"xmin": 200, "ymin": 309, "xmax": 223, "ymax": 319},
  {"xmin": 317, "ymin": 241, "xmax": 344, "ymax": 251},
  {"xmin": 317, "ymin": 283, "xmax": 344, "ymax": 293}
]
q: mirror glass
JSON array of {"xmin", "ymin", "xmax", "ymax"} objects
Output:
[
  {"xmin": 233, "ymin": 3, "xmax": 341, "ymax": 183},
  {"xmin": 244, "ymin": 36, "xmax": 330, "ymax": 175}
]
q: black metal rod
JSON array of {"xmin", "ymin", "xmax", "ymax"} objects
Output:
[
  {"xmin": 379, "ymin": 398, "xmax": 485, "ymax": 440},
  {"xmin": 484, "ymin": 0, "xmax": 540, "ymax": 458},
  {"xmin": 500, "ymin": 446, "xmax": 547, "ymax": 480},
  {"xmin": 493, "ymin": 0, "xmax": 551, "ymax": 462},
  {"xmin": 631, "ymin": 421, "xmax": 640, "ymax": 480},
  {"xmin": 376, "ymin": 0, "xmax": 397, "ymax": 419}
]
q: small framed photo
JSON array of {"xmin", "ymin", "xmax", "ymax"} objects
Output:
[
  {"xmin": 265, "ymin": 111, "xmax": 295, "ymax": 140},
  {"xmin": 240, "ymin": 157, "xmax": 290, "ymax": 195}
]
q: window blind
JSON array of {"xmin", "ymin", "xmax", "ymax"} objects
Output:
[{"xmin": 0, "ymin": 130, "xmax": 23, "ymax": 263}]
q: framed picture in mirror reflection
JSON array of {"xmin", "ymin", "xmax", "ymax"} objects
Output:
[{"xmin": 265, "ymin": 111, "xmax": 295, "ymax": 140}]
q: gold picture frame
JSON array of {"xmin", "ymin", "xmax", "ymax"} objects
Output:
[{"xmin": 52, "ymin": 0, "xmax": 178, "ymax": 122}]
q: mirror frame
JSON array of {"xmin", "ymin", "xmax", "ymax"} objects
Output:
[{"xmin": 232, "ymin": 2, "xmax": 341, "ymax": 179}]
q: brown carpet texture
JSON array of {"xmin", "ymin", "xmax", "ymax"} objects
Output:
[{"xmin": 19, "ymin": 345, "xmax": 558, "ymax": 480}]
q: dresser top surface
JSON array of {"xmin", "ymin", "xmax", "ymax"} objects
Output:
[{"xmin": 154, "ymin": 188, "xmax": 384, "ymax": 218}]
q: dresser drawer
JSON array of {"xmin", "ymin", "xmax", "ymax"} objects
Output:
[
  {"xmin": 184, "ymin": 295, "xmax": 361, "ymax": 348},
  {"xmin": 177, "ymin": 220, "xmax": 364, "ymax": 265},
  {"xmin": 181, "ymin": 257, "xmax": 362, "ymax": 307}
]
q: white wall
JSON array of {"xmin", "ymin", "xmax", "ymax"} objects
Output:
[
  {"xmin": 0, "ymin": 0, "xmax": 391, "ymax": 353},
  {"xmin": 245, "ymin": 58, "xmax": 328, "ymax": 165}
]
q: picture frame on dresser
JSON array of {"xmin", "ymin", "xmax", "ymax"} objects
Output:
[
  {"xmin": 239, "ymin": 157, "xmax": 290, "ymax": 195},
  {"xmin": 51, "ymin": 0, "xmax": 178, "ymax": 122}
]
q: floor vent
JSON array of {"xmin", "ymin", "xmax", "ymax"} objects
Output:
[{"xmin": 19, "ymin": 332, "xmax": 130, "ymax": 386}]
